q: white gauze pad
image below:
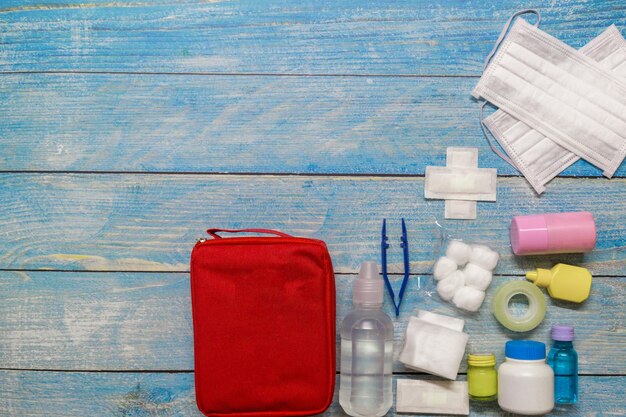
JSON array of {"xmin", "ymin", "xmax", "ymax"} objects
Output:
[
  {"xmin": 446, "ymin": 240, "xmax": 473, "ymax": 265},
  {"xmin": 437, "ymin": 270, "xmax": 465, "ymax": 301},
  {"xmin": 425, "ymin": 166, "xmax": 497, "ymax": 201},
  {"xmin": 396, "ymin": 379, "xmax": 469, "ymax": 415},
  {"xmin": 453, "ymin": 286, "xmax": 486, "ymax": 312},
  {"xmin": 417, "ymin": 310, "xmax": 465, "ymax": 332},
  {"xmin": 399, "ymin": 316, "xmax": 469, "ymax": 380},
  {"xmin": 463, "ymin": 263, "xmax": 492, "ymax": 291},
  {"xmin": 445, "ymin": 200, "xmax": 477, "ymax": 220},
  {"xmin": 445, "ymin": 147, "xmax": 479, "ymax": 220},
  {"xmin": 469, "ymin": 244, "xmax": 500, "ymax": 271},
  {"xmin": 433, "ymin": 256, "xmax": 458, "ymax": 281}
]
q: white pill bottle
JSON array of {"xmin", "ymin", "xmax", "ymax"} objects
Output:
[{"xmin": 498, "ymin": 340, "xmax": 554, "ymax": 415}]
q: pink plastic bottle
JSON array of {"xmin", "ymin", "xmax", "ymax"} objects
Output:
[{"xmin": 510, "ymin": 212, "xmax": 596, "ymax": 255}]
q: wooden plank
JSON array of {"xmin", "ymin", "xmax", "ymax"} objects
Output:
[
  {"xmin": 1, "ymin": 1, "xmax": 624, "ymax": 75},
  {"xmin": 2, "ymin": 73, "xmax": 624, "ymax": 177},
  {"xmin": 1, "ymin": 271, "xmax": 623, "ymax": 373},
  {"xmin": 0, "ymin": 370, "xmax": 623, "ymax": 416},
  {"xmin": 0, "ymin": 174, "xmax": 624, "ymax": 274}
]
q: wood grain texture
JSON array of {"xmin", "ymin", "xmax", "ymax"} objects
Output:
[
  {"xmin": 0, "ymin": 371, "xmax": 623, "ymax": 416},
  {"xmin": 1, "ymin": 271, "xmax": 623, "ymax": 373},
  {"xmin": 0, "ymin": 174, "xmax": 624, "ymax": 274},
  {"xmin": 2, "ymin": 73, "xmax": 625, "ymax": 177},
  {"xmin": 1, "ymin": 0, "xmax": 624, "ymax": 76}
]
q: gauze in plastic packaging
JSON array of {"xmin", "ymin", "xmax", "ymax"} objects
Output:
[
  {"xmin": 425, "ymin": 166, "xmax": 497, "ymax": 201},
  {"xmin": 483, "ymin": 25, "xmax": 626, "ymax": 194},
  {"xmin": 445, "ymin": 199, "xmax": 477, "ymax": 220},
  {"xmin": 445, "ymin": 147, "xmax": 478, "ymax": 220},
  {"xmin": 399, "ymin": 312, "xmax": 469, "ymax": 380},
  {"xmin": 396, "ymin": 379, "xmax": 469, "ymax": 415}
]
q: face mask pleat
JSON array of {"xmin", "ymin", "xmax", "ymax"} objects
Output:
[
  {"xmin": 506, "ymin": 123, "xmax": 542, "ymax": 153},
  {"xmin": 490, "ymin": 63, "xmax": 620, "ymax": 166},
  {"xmin": 513, "ymin": 23, "xmax": 626, "ymax": 100},
  {"xmin": 501, "ymin": 43, "xmax": 626, "ymax": 140}
]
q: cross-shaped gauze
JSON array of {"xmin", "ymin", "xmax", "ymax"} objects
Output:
[{"xmin": 425, "ymin": 147, "xmax": 497, "ymax": 220}]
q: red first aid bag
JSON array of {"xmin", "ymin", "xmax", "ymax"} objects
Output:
[{"xmin": 190, "ymin": 228, "xmax": 336, "ymax": 417}]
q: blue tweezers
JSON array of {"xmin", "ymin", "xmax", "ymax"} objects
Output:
[{"xmin": 381, "ymin": 218, "xmax": 410, "ymax": 317}]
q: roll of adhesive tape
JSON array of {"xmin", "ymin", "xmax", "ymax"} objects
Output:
[{"xmin": 492, "ymin": 281, "xmax": 546, "ymax": 332}]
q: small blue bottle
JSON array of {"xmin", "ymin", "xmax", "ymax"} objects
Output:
[{"xmin": 547, "ymin": 325, "xmax": 578, "ymax": 404}]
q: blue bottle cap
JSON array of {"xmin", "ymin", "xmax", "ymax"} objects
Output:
[{"xmin": 505, "ymin": 340, "xmax": 546, "ymax": 360}]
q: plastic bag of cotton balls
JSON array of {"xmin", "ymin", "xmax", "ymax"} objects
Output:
[{"xmin": 433, "ymin": 241, "xmax": 499, "ymax": 312}]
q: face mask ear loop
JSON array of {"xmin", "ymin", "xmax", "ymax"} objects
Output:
[
  {"xmin": 480, "ymin": 101, "xmax": 518, "ymax": 169},
  {"xmin": 483, "ymin": 9, "xmax": 541, "ymax": 69}
]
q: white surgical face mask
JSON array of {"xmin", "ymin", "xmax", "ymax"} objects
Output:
[
  {"xmin": 473, "ymin": 18, "xmax": 626, "ymax": 178},
  {"xmin": 483, "ymin": 25, "xmax": 626, "ymax": 194}
]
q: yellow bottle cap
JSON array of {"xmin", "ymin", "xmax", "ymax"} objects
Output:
[{"xmin": 468, "ymin": 353, "xmax": 496, "ymax": 367}]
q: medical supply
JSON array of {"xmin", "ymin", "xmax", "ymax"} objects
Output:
[
  {"xmin": 190, "ymin": 228, "xmax": 336, "ymax": 417},
  {"xmin": 510, "ymin": 212, "xmax": 596, "ymax": 255},
  {"xmin": 437, "ymin": 270, "xmax": 465, "ymax": 301},
  {"xmin": 433, "ymin": 256, "xmax": 457, "ymax": 280},
  {"xmin": 396, "ymin": 379, "xmax": 469, "ymax": 415},
  {"xmin": 446, "ymin": 240, "xmax": 473, "ymax": 265},
  {"xmin": 445, "ymin": 199, "xmax": 477, "ymax": 220},
  {"xmin": 469, "ymin": 244, "xmax": 500, "ymax": 270},
  {"xmin": 526, "ymin": 264, "xmax": 592, "ymax": 303},
  {"xmin": 425, "ymin": 147, "xmax": 498, "ymax": 220},
  {"xmin": 473, "ymin": 18, "xmax": 626, "ymax": 178},
  {"xmin": 467, "ymin": 353, "xmax": 497, "ymax": 401},
  {"xmin": 425, "ymin": 166, "xmax": 497, "ymax": 201},
  {"xmin": 483, "ymin": 25, "xmax": 626, "ymax": 194},
  {"xmin": 492, "ymin": 280, "xmax": 546, "ymax": 332},
  {"xmin": 445, "ymin": 147, "xmax": 479, "ymax": 220},
  {"xmin": 547, "ymin": 325, "xmax": 578, "ymax": 404},
  {"xmin": 435, "ymin": 241, "xmax": 499, "ymax": 311},
  {"xmin": 416, "ymin": 310, "xmax": 465, "ymax": 332},
  {"xmin": 452, "ymin": 285, "xmax": 486, "ymax": 312},
  {"xmin": 463, "ymin": 263, "xmax": 492, "ymax": 291},
  {"xmin": 381, "ymin": 218, "xmax": 410, "ymax": 316},
  {"xmin": 498, "ymin": 340, "xmax": 554, "ymax": 415},
  {"xmin": 340, "ymin": 261, "xmax": 393, "ymax": 417},
  {"xmin": 399, "ymin": 311, "xmax": 468, "ymax": 380}
]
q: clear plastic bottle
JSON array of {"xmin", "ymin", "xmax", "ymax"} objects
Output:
[
  {"xmin": 547, "ymin": 325, "xmax": 578, "ymax": 404},
  {"xmin": 339, "ymin": 261, "xmax": 393, "ymax": 417}
]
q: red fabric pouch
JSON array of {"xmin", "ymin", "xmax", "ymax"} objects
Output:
[{"xmin": 190, "ymin": 228, "xmax": 336, "ymax": 417}]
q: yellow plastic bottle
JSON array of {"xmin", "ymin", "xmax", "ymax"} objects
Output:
[{"xmin": 526, "ymin": 264, "xmax": 592, "ymax": 303}]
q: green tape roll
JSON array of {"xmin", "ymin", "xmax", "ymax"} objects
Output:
[{"xmin": 492, "ymin": 280, "xmax": 546, "ymax": 332}]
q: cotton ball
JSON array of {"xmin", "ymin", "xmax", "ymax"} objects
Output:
[
  {"xmin": 469, "ymin": 244, "xmax": 500, "ymax": 271},
  {"xmin": 463, "ymin": 263, "xmax": 493, "ymax": 291},
  {"xmin": 437, "ymin": 270, "xmax": 465, "ymax": 301},
  {"xmin": 433, "ymin": 256, "xmax": 457, "ymax": 281},
  {"xmin": 446, "ymin": 240, "xmax": 472, "ymax": 266},
  {"xmin": 453, "ymin": 286, "xmax": 486, "ymax": 312}
]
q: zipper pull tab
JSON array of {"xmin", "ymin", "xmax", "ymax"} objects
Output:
[{"xmin": 196, "ymin": 237, "xmax": 207, "ymax": 243}]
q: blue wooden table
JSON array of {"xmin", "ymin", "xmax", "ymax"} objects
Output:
[{"xmin": 1, "ymin": 1, "xmax": 625, "ymax": 416}]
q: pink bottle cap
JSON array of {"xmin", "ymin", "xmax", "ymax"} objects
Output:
[{"xmin": 510, "ymin": 212, "xmax": 596, "ymax": 255}]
